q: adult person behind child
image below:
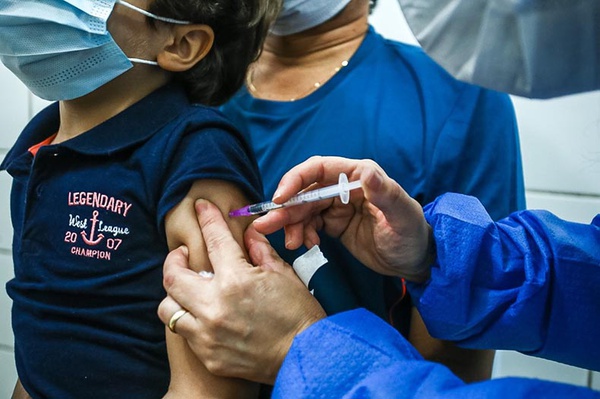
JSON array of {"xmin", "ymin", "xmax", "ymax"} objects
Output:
[
  {"xmin": 159, "ymin": 155, "xmax": 599, "ymax": 398},
  {"xmin": 0, "ymin": 0, "xmax": 279, "ymax": 398},
  {"xmin": 220, "ymin": 0, "xmax": 525, "ymax": 381}
]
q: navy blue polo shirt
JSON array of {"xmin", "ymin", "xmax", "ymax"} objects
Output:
[{"xmin": 1, "ymin": 84, "xmax": 263, "ymax": 399}]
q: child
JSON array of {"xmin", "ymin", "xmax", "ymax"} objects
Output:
[{"xmin": 0, "ymin": 0, "xmax": 280, "ymax": 397}]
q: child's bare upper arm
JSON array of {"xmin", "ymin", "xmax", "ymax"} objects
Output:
[{"xmin": 163, "ymin": 179, "xmax": 259, "ymax": 398}]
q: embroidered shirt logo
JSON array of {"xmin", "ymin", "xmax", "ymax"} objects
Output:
[
  {"xmin": 81, "ymin": 210, "xmax": 104, "ymax": 246},
  {"xmin": 65, "ymin": 191, "xmax": 133, "ymax": 261}
]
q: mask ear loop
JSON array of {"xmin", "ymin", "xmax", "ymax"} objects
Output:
[
  {"xmin": 116, "ymin": 0, "xmax": 190, "ymax": 25},
  {"xmin": 128, "ymin": 58, "xmax": 159, "ymax": 66}
]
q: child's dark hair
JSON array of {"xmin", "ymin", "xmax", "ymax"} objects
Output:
[
  {"xmin": 149, "ymin": 0, "xmax": 281, "ymax": 106},
  {"xmin": 369, "ymin": 0, "xmax": 378, "ymax": 14}
]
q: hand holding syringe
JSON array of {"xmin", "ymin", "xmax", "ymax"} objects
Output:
[{"xmin": 229, "ymin": 173, "xmax": 362, "ymax": 217}]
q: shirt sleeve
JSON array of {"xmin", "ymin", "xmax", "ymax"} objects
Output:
[
  {"xmin": 425, "ymin": 88, "xmax": 525, "ymax": 220},
  {"xmin": 273, "ymin": 309, "xmax": 598, "ymax": 399},
  {"xmin": 408, "ymin": 193, "xmax": 600, "ymax": 371},
  {"xmin": 156, "ymin": 127, "xmax": 263, "ymax": 232}
]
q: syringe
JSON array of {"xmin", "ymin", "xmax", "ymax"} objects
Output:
[{"xmin": 229, "ymin": 173, "xmax": 362, "ymax": 217}]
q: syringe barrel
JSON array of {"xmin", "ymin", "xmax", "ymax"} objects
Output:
[
  {"xmin": 247, "ymin": 201, "xmax": 283, "ymax": 214},
  {"xmin": 245, "ymin": 177, "xmax": 361, "ymax": 214},
  {"xmin": 284, "ymin": 185, "xmax": 341, "ymax": 206}
]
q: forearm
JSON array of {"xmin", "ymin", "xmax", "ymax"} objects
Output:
[
  {"xmin": 409, "ymin": 193, "xmax": 600, "ymax": 370},
  {"xmin": 11, "ymin": 379, "xmax": 32, "ymax": 399},
  {"xmin": 164, "ymin": 181, "xmax": 259, "ymax": 397},
  {"xmin": 408, "ymin": 307, "xmax": 494, "ymax": 383},
  {"xmin": 164, "ymin": 329, "xmax": 259, "ymax": 398},
  {"xmin": 273, "ymin": 309, "xmax": 598, "ymax": 399}
]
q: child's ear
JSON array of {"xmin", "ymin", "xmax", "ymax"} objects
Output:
[{"xmin": 157, "ymin": 25, "xmax": 214, "ymax": 72}]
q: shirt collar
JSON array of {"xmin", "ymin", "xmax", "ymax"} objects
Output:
[
  {"xmin": 60, "ymin": 83, "xmax": 190, "ymax": 155},
  {"xmin": 2, "ymin": 83, "xmax": 190, "ymax": 170}
]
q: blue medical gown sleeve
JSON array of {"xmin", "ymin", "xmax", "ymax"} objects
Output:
[
  {"xmin": 409, "ymin": 193, "xmax": 600, "ymax": 371},
  {"xmin": 273, "ymin": 309, "xmax": 599, "ymax": 398}
]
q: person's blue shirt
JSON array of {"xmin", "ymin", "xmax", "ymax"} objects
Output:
[
  {"xmin": 1, "ymin": 84, "xmax": 263, "ymax": 399},
  {"xmin": 272, "ymin": 196, "xmax": 600, "ymax": 397},
  {"xmin": 222, "ymin": 26, "xmax": 525, "ymax": 331}
]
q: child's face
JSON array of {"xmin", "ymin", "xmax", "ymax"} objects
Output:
[
  {"xmin": 0, "ymin": 0, "xmax": 188, "ymax": 101},
  {"xmin": 107, "ymin": 0, "xmax": 168, "ymax": 64}
]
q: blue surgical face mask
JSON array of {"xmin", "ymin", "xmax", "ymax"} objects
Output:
[
  {"xmin": 270, "ymin": 0, "xmax": 352, "ymax": 36},
  {"xmin": 0, "ymin": 0, "xmax": 189, "ymax": 101}
]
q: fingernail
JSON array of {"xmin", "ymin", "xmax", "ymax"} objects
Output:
[
  {"xmin": 272, "ymin": 189, "xmax": 282, "ymax": 202},
  {"xmin": 366, "ymin": 170, "xmax": 383, "ymax": 190},
  {"xmin": 195, "ymin": 199, "xmax": 206, "ymax": 211},
  {"xmin": 179, "ymin": 245, "xmax": 189, "ymax": 256}
]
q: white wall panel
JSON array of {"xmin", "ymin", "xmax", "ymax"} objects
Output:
[
  {"xmin": 369, "ymin": 0, "xmax": 418, "ymax": 45},
  {"xmin": 492, "ymin": 351, "xmax": 589, "ymax": 387},
  {"xmin": 31, "ymin": 95, "xmax": 52, "ymax": 117},
  {"xmin": 526, "ymin": 191, "xmax": 600, "ymax": 223},
  {"xmin": 592, "ymin": 372, "xmax": 600, "ymax": 391},
  {"xmin": 0, "ymin": 171, "xmax": 12, "ymax": 251},
  {"xmin": 514, "ymin": 93, "xmax": 600, "ymax": 196},
  {"xmin": 0, "ymin": 65, "xmax": 29, "ymax": 148},
  {"xmin": 0, "ymin": 253, "xmax": 14, "ymax": 399},
  {"xmin": 0, "ymin": 349, "xmax": 17, "ymax": 399},
  {"xmin": 0, "ymin": 253, "xmax": 14, "ymax": 348}
]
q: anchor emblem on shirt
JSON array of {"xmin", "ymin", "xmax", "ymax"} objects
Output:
[{"xmin": 81, "ymin": 210, "xmax": 105, "ymax": 246}]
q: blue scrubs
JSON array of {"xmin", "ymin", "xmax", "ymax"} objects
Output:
[
  {"xmin": 412, "ymin": 193, "xmax": 600, "ymax": 371},
  {"xmin": 1, "ymin": 84, "xmax": 263, "ymax": 399},
  {"xmin": 274, "ymin": 310, "xmax": 600, "ymax": 398},
  {"xmin": 273, "ymin": 194, "xmax": 600, "ymax": 398},
  {"xmin": 222, "ymin": 26, "xmax": 525, "ymax": 329}
]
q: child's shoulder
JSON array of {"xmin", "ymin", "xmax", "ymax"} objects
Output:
[{"xmin": 140, "ymin": 96, "xmax": 248, "ymax": 156}]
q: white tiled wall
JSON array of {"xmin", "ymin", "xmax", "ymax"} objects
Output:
[
  {"xmin": 1, "ymin": 61, "xmax": 28, "ymax": 397},
  {"xmin": 0, "ymin": 171, "xmax": 12, "ymax": 251},
  {"xmin": 0, "ymin": 350, "xmax": 17, "ymax": 399},
  {"xmin": 492, "ymin": 351, "xmax": 591, "ymax": 388},
  {"xmin": 514, "ymin": 93, "xmax": 600, "ymax": 196},
  {"xmin": 593, "ymin": 372, "xmax": 600, "ymax": 390},
  {"xmin": 0, "ymin": 1, "xmax": 598, "ymax": 394}
]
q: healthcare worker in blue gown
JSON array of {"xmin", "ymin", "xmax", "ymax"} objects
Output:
[{"xmin": 158, "ymin": 0, "xmax": 600, "ymax": 397}]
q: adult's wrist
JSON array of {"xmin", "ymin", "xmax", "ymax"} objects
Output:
[{"xmin": 406, "ymin": 224, "xmax": 435, "ymax": 283}]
